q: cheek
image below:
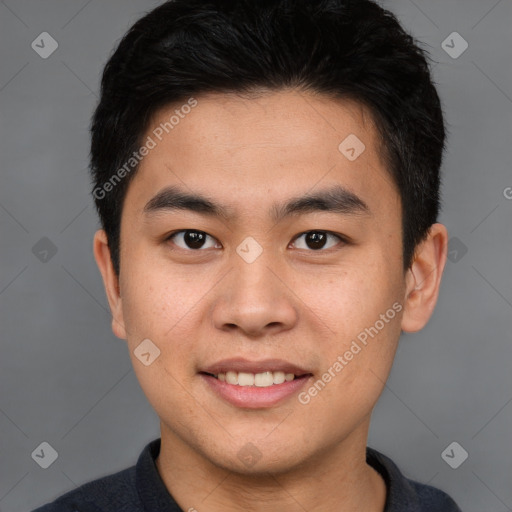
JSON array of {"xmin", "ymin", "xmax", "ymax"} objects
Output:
[
  {"xmin": 305, "ymin": 262, "xmax": 400, "ymax": 335},
  {"xmin": 298, "ymin": 309, "xmax": 402, "ymax": 437},
  {"xmin": 302, "ymin": 261, "xmax": 403, "ymax": 390},
  {"xmin": 119, "ymin": 246, "xmax": 200, "ymax": 339},
  {"xmin": 118, "ymin": 260, "xmax": 205, "ymax": 412}
]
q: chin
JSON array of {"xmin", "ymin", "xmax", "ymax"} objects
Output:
[{"xmin": 201, "ymin": 438, "xmax": 314, "ymax": 477}]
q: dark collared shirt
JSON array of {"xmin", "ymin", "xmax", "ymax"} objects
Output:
[{"xmin": 32, "ymin": 438, "xmax": 462, "ymax": 512}]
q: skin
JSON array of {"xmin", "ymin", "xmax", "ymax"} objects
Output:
[{"xmin": 94, "ymin": 89, "xmax": 448, "ymax": 512}]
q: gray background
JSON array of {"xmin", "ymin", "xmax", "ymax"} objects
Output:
[{"xmin": 0, "ymin": 1, "xmax": 511, "ymax": 511}]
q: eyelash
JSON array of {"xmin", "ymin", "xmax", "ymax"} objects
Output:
[{"xmin": 164, "ymin": 229, "xmax": 348, "ymax": 252}]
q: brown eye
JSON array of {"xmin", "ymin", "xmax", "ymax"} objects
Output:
[
  {"xmin": 167, "ymin": 230, "xmax": 219, "ymax": 250},
  {"xmin": 291, "ymin": 231, "xmax": 344, "ymax": 251}
]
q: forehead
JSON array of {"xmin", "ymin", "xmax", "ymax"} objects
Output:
[
  {"xmin": 155, "ymin": 89, "xmax": 381, "ymax": 157},
  {"xmin": 126, "ymin": 89, "xmax": 398, "ymax": 220}
]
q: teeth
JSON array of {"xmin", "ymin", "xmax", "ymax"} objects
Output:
[
  {"xmin": 226, "ymin": 371, "xmax": 238, "ymax": 385},
  {"xmin": 273, "ymin": 371, "xmax": 285, "ymax": 384},
  {"xmin": 254, "ymin": 371, "xmax": 273, "ymax": 387},
  {"xmin": 214, "ymin": 370, "xmax": 298, "ymax": 387},
  {"xmin": 238, "ymin": 372, "xmax": 255, "ymax": 386}
]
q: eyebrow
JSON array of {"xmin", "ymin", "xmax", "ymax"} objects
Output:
[{"xmin": 143, "ymin": 184, "xmax": 371, "ymax": 223}]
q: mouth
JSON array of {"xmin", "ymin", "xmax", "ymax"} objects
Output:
[{"xmin": 199, "ymin": 358, "xmax": 313, "ymax": 408}]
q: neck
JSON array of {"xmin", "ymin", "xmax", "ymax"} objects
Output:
[{"xmin": 155, "ymin": 420, "xmax": 387, "ymax": 512}]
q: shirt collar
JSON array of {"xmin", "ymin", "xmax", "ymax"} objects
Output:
[
  {"xmin": 136, "ymin": 438, "xmax": 182, "ymax": 512},
  {"xmin": 366, "ymin": 446, "xmax": 420, "ymax": 511},
  {"xmin": 136, "ymin": 438, "xmax": 420, "ymax": 512}
]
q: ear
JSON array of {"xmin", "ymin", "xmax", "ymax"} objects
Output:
[
  {"xmin": 93, "ymin": 229, "xmax": 127, "ymax": 339},
  {"xmin": 401, "ymin": 223, "xmax": 448, "ymax": 333}
]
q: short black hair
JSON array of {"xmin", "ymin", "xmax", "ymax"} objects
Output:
[{"xmin": 90, "ymin": 0, "xmax": 447, "ymax": 276}]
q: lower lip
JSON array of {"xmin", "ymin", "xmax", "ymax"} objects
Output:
[{"xmin": 200, "ymin": 373, "xmax": 312, "ymax": 409}]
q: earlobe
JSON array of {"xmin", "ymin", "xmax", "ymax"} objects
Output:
[
  {"xmin": 93, "ymin": 230, "xmax": 127, "ymax": 339},
  {"xmin": 401, "ymin": 223, "xmax": 448, "ymax": 333}
]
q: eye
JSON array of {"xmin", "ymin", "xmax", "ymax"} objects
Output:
[
  {"xmin": 290, "ymin": 231, "xmax": 345, "ymax": 251},
  {"xmin": 166, "ymin": 230, "xmax": 220, "ymax": 250}
]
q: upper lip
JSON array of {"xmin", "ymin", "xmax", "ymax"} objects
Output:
[{"xmin": 200, "ymin": 358, "xmax": 312, "ymax": 376}]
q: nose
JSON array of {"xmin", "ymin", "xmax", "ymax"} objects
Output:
[{"xmin": 211, "ymin": 244, "xmax": 299, "ymax": 338}]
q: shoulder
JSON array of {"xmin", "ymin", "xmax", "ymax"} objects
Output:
[
  {"xmin": 407, "ymin": 478, "xmax": 462, "ymax": 511},
  {"xmin": 31, "ymin": 465, "xmax": 140, "ymax": 512},
  {"xmin": 366, "ymin": 447, "xmax": 462, "ymax": 512}
]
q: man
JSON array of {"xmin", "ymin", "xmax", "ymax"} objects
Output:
[{"xmin": 34, "ymin": 0, "xmax": 461, "ymax": 510}]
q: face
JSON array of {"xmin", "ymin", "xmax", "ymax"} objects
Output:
[{"xmin": 95, "ymin": 89, "xmax": 446, "ymax": 474}]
